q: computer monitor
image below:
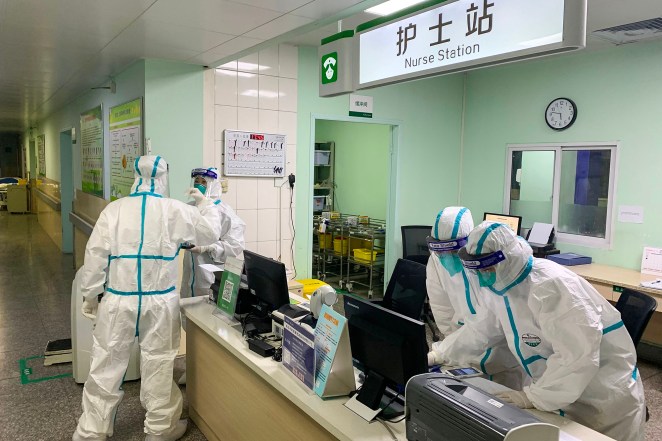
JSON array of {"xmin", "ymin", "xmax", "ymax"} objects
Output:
[
  {"xmin": 483, "ymin": 212, "xmax": 522, "ymax": 236},
  {"xmin": 243, "ymin": 251, "xmax": 290, "ymax": 325},
  {"xmin": 343, "ymin": 296, "xmax": 428, "ymax": 418}
]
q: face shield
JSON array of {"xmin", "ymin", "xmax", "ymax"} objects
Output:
[
  {"xmin": 190, "ymin": 168, "xmax": 218, "ymax": 198},
  {"xmin": 458, "ymin": 247, "xmax": 506, "ymax": 287},
  {"xmin": 427, "ymin": 236, "xmax": 468, "ymax": 276}
]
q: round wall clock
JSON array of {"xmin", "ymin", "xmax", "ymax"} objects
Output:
[{"xmin": 545, "ymin": 98, "xmax": 577, "ymax": 131}]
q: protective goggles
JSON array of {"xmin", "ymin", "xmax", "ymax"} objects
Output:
[
  {"xmin": 191, "ymin": 168, "xmax": 218, "ymax": 180},
  {"xmin": 458, "ymin": 247, "xmax": 506, "ymax": 270},
  {"xmin": 426, "ymin": 236, "xmax": 468, "ymax": 253}
]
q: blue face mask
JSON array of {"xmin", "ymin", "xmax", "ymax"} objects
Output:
[
  {"xmin": 478, "ymin": 270, "xmax": 497, "ymax": 287},
  {"xmin": 194, "ymin": 183, "xmax": 207, "ymax": 195},
  {"xmin": 438, "ymin": 253, "xmax": 464, "ymax": 277}
]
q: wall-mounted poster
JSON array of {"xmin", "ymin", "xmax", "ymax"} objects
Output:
[
  {"xmin": 37, "ymin": 135, "xmax": 46, "ymax": 177},
  {"xmin": 80, "ymin": 105, "xmax": 104, "ymax": 197},
  {"xmin": 109, "ymin": 98, "xmax": 143, "ymax": 200}
]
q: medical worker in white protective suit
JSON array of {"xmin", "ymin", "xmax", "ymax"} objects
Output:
[
  {"xmin": 426, "ymin": 208, "xmax": 526, "ymax": 389},
  {"xmin": 448, "ymin": 221, "xmax": 646, "ymax": 441},
  {"xmin": 72, "ymin": 155, "xmax": 221, "ymax": 441},
  {"xmin": 181, "ymin": 167, "xmax": 245, "ymax": 299}
]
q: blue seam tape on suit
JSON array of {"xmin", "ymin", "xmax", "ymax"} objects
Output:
[
  {"xmin": 135, "ymin": 195, "xmax": 147, "ymax": 337},
  {"xmin": 451, "ymin": 208, "xmax": 467, "ymax": 240},
  {"xmin": 434, "ymin": 209, "xmax": 443, "ymax": 239},
  {"xmin": 603, "ymin": 320, "xmax": 624, "ymax": 334},
  {"xmin": 476, "ymin": 223, "xmax": 503, "ymax": 254},
  {"xmin": 503, "ymin": 295, "xmax": 533, "ymax": 377},
  {"xmin": 489, "ymin": 256, "xmax": 533, "ymax": 296},
  {"xmin": 480, "ymin": 348, "xmax": 493, "ymax": 375},
  {"xmin": 107, "ymin": 286, "xmax": 176, "ymax": 296},
  {"xmin": 461, "ymin": 269, "xmax": 476, "ymax": 314}
]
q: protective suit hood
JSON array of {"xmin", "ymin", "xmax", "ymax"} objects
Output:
[
  {"xmin": 131, "ymin": 155, "xmax": 168, "ymax": 196},
  {"xmin": 465, "ymin": 221, "xmax": 533, "ymax": 293},
  {"xmin": 431, "ymin": 206, "xmax": 473, "ymax": 241}
]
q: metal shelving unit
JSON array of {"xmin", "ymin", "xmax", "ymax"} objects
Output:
[{"xmin": 345, "ymin": 220, "xmax": 386, "ymax": 298}]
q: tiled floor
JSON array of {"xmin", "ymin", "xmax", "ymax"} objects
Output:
[
  {"xmin": 0, "ymin": 212, "xmax": 206, "ymax": 441},
  {"xmin": 1, "ymin": 211, "xmax": 661, "ymax": 440}
]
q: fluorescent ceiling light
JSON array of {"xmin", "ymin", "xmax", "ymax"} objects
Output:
[{"xmin": 366, "ymin": 0, "xmax": 427, "ymax": 16}]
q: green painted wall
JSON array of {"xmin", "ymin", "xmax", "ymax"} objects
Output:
[
  {"xmin": 315, "ymin": 120, "xmax": 390, "ymax": 220},
  {"xmin": 460, "ymin": 41, "xmax": 662, "ymax": 269},
  {"xmin": 144, "ymin": 59, "xmax": 204, "ymax": 202},
  {"xmin": 297, "ymin": 46, "xmax": 465, "ymax": 278}
]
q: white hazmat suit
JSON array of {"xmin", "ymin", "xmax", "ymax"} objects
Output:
[
  {"xmin": 426, "ymin": 207, "xmax": 525, "ymax": 389},
  {"xmin": 181, "ymin": 167, "xmax": 245, "ymax": 299},
  {"xmin": 451, "ymin": 221, "xmax": 646, "ymax": 441},
  {"xmin": 73, "ymin": 156, "xmax": 221, "ymax": 440}
]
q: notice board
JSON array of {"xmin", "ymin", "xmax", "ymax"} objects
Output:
[{"xmin": 223, "ymin": 130, "xmax": 287, "ymax": 177}]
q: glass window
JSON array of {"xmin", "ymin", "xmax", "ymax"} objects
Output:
[
  {"xmin": 505, "ymin": 144, "xmax": 616, "ymax": 247},
  {"xmin": 509, "ymin": 150, "xmax": 555, "ymax": 230},
  {"xmin": 558, "ymin": 149, "xmax": 612, "ymax": 238}
]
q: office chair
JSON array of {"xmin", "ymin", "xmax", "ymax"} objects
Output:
[
  {"xmin": 374, "ymin": 259, "xmax": 437, "ymax": 339},
  {"xmin": 401, "ymin": 225, "xmax": 432, "ymax": 265},
  {"xmin": 614, "ymin": 288, "xmax": 657, "ymax": 347}
]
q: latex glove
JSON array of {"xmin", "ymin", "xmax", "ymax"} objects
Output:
[
  {"xmin": 81, "ymin": 297, "xmax": 99, "ymax": 320},
  {"xmin": 495, "ymin": 390, "xmax": 534, "ymax": 409},
  {"xmin": 190, "ymin": 245, "xmax": 210, "ymax": 254},
  {"xmin": 427, "ymin": 351, "xmax": 440, "ymax": 367},
  {"xmin": 187, "ymin": 187, "xmax": 206, "ymax": 206}
]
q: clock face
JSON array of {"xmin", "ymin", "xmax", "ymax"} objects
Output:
[{"xmin": 545, "ymin": 98, "xmax": 577, "ymax": 131}]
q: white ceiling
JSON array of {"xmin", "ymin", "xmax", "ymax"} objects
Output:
[{"xmin": 0, "ymin": 0, "xmax": 660, "ymax": 133}]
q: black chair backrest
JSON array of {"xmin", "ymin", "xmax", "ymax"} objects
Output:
[
  {"xmin": 614, "ymin": 288, "xmax": 657, "ymax": 347},
  {"xmin": 401, "ymin": 225, "xmax": 432, "ymax": 265},
  {"xmin": 382, "ymin": 258, "xmax": 428, "ymax": 320}
]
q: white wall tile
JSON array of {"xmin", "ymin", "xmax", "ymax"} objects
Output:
[
  {"xmin": 237, "ymin": 208, "xmax": 258, "ymax": 242},
  {"xmin": 258, "ymin": 109, "xmax": 279, "ymax": 133},
  {"xmin": 278, "ymin": 77, "xmax": 297, "ymax": 112},
  {"xmin": 257, "ymin": 177, "xmax": 280, "ymax": 209},
  {"xmin": 257, "ymin": 208, "xmax": 279, "ymax": 241},
  {"xmin": 217, "ymin": 61, "xmax": 237, "ymax": 71},
  {"xmin": 237, "ymin": 72, "xmax": 258, "ymax": 108},
  {"xmin": 259, "ymin": 46, "xmax": 279, "ymax": 75},
  {"xmin": 259, "ymin": 75, "xmax": 279, "ymax": 110},
  {"xmin": 215, "ymin": 69, "xmax": 237, "ymax": 106},
  {"xmin": 221, "ymin": 174, "xmax": 238, "ymax": 208},
  {"xmin": 280, "ymin": 239, "xmax": 293, "ymax": 270},
  {"xmin": 215, "ymin": 105, "xmax": 237, "ymax": 141},
  {"xmin": 278, "ymin": 44, "xmax": 298, "ymax": 79},
  {"xmin": 237, "ymin": 52, "xmax": 259, "ymax": 73},
  {"xmin": 257, "ymin": 241, "xmax": 279, "ymax": 260},
  {"xmin": 235, "ymin": 177, "xmax": 258, "ymax": 209},
  {"xmin": 214, "ymin": 140, "xmax": 223, "ymax": 171},
  {"xmin": 237, "ymin": 107, "xmax": 258, "ymax": 131},
  {"xmin": 278, "ymin": 111, "xmax": 297, "ymax": 144},
  {"xmin": 244, "ymin": 241, "xmax": 258, "ymax": 252},
  {"xmin": 281, "ymin": 208, "xmax": 293, "ymax": 240},
  {"xmin": 286, "ymin": 143, "xmax": 297, "ymax": 173}
]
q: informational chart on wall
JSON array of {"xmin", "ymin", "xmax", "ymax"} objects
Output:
[
  {"xmin": 223, "ymin": 130, "xmax": 287, "ymax": 177},
  {"xmin": 80, "ymin": 105, "xmax": 104, "ymax": 197},
  {"xmin": 37, "ymin": 135, "xmax": 46, "ymax": 177},
  {"xmin": 109, "ymin": 98, "xmax": 143, "ymax": 201}
]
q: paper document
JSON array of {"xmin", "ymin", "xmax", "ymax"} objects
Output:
[
  {"xmin": 199, "ymin": 263, "xmax": 222, "ymax": 273},
  {"xmin": 618, "ymin": 205, "xmax": 644, "ymax": 224},
  {"xmin": 640, "ymin": 279, "xmax": 662, "ymax": 290},
  {"xmin": 641, "ymin": 247, "xmax": 662, "ymax": 276},
  {"xmin": 528, "ymin": 222, "xmax": 554, "ymax": 246}
]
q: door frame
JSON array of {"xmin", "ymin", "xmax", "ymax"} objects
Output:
[
  {"xmin": 59, "ymin": 129, "xmax": 74, "ymax": 253},
  {"xmin": 306, "ymin": 113, "xmax": 402, "ymax": 283}
]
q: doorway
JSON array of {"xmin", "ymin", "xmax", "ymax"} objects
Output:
[
  {"xmin": 59, "ymin": 129, "xmax": 74, "ymax": 253},
  {"xmin": 309, "ymin": 116, "xmax": 400, "ymax": 299}
]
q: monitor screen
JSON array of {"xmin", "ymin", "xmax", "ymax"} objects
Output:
[
  {"xmin": 483, "ymin": 213, "xmax": 522, "ymax": 236},
  {"xmin": 243, "ymin": 250, "xmax": 290, "ymax": 312},
  {"xmin": 343, "ymin": 296, "xmax": 427, "ymax": 387}
]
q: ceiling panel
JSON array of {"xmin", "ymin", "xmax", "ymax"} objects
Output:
[
  {"xmin": 144, "ymin": 0, "xmax": 282, "ymax": 35},
  {"xmin": 244, "ymin": 14, "xmax": 314, "ymax": 40},
  {"xmin": 229, "ymin": 0, "xmax": 314, "ymax": 14},
  {"xmin": 291, "ymin": 0, "xmax": 373, "ymax": 19},
  {"xmin": 188, "ymin": 36, "xmax": 265, "ymax": 65}
]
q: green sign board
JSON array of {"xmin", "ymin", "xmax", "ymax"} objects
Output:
[
  {"xmin": 216, "ymin": 256, "xmax": 244, "ymax": 317},
  {"xmin": 321, "ymin": 52, "xmax": 338, "ymax": 84}
]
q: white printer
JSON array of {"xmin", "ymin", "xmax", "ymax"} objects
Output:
[{"xmin": 406, "ymin": 374, "xmax": 559, "ymax": 441}]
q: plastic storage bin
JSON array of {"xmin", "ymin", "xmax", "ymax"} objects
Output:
[
  {"xmin": 297, "ymin": 279, "xmax": 328, "ymax": 299},
  {"xmin": 333, "ymin": 236, "xmax": 349, "ymax": 255},
  {"xmin": 353, "ymin": 248, "xmax": 382, "ymax": 262},
  {"xmin": 313, "ymin": 196, "xmax": 326, "ymax": 212},
  {"xmin": 314, "ymin": 150, "xmax": 331, "ymax": 166},
  {"xmin": 318, "ymin": 233, "xmax": 333, "ymax": 249}
]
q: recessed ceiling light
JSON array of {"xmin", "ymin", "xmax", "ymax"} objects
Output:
[{"xmin": 366, "ymin": 0, "xmax": 428, "ymax": 17}]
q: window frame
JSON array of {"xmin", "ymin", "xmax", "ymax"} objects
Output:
[{"xmin": 504, "ymin": 142, "xmax": 619, "ymax": 249}]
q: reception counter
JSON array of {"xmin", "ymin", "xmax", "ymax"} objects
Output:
[{"xmin": 181, "ymin": 298, "xmax": 614, "ymax": 441}]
